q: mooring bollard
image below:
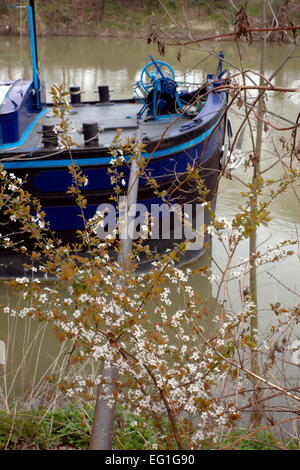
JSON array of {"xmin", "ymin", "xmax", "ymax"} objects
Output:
[
  {"xmin": 98, "ymin": 85, "xmax": 110, "ymax": 103},
  {"xmin": 82, "ymin": 122, "xmax": 99, "ymax": 147},
  {"xmin": 69, "ymin": 86, "xmax": 81, "ymax": 105},
  {"xmin": 42, "ymin": 124, "xmax": 58, "ymax": 148}
]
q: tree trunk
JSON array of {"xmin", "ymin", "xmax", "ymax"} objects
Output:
[{"xmin": 249, "ymin": 0, "xmax": 266, "ymax": 428}]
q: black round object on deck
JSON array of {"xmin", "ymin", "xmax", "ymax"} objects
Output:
[
  {"xmin": 42, "ymin": 124, "xmax": 58, "ymax": 148},
  {"xmin": 69, "ymin": 86, "xmax": 81, "ymax": 104},
  {"xmin": 98, "ymin": 86, "xmax": 110, "ymax": 103},
  {"xmin": 82, "ymin": 122, "xmax": 99, "ymax": 147}
]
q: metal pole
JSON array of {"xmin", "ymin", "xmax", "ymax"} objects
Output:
[
  {"xmin": 89, "ymin": 130, "xmax": 142, "ymax": 450},
  {"xmin": 28, "ymin": 1, "xmax": 41, "ymax": 110},
  {"xmin": 30, "ymin": 0, "xmax": 39, "ymax": 68}
]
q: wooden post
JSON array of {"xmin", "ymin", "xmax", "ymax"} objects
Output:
[{"xmin": 249, "ymin": 0, "xmax": 266, "ymax": 427}]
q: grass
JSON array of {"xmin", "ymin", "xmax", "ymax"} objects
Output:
[
  {"xmin": 0, "ymin": 402, "xmax": 299, "ymax": 450},
  {"xmin": 246, "ymin": 1, "xmax": 262, "ymax": 18},
  {"xmin": 2, "ymin": 0, "xmax": 299, "ymax": 39},
  {"xmin": 0, "ymin": 403, "xmax": 91, "ymax": 450},
  {"xmin": 217, "ymin": 430, "xmax": 299, "ymax": 451},
  {"xmin": 0, "ymin": 403, "xmax": 160, "ymax": 450},
  {"xmin": 2, "ymin": 0, "xmax": 233, "ymax": 37}
]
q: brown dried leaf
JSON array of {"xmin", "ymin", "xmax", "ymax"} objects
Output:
[
  {"xmin": 234, "ymin": 6, "xmax": 254, "ymax": 44},
  {"xmin": 157, "ymin": 40, "xmax": 166, "ymax": 57},
  {"xmin": 237, "ymin": 96, "xmax": 243, "ymax": 109},
  {"xmin": 264, "ymin": 121, "xmax": 269, "ymax": 133}
]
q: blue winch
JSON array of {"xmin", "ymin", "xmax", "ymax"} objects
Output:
[{"xmin": 135, "ymin": 56, "xmax": 183, "ymax": 120}]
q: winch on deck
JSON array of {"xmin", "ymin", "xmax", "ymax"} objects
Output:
[
  {"xmin": 135, "ymin": 56, "xmax": 183, "ymax": 120},
  {"xmin": 134, "ymin": 56, "xmax": 206, "ymax": 121}
]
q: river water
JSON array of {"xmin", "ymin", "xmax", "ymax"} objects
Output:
[{"xmin": 0, "ymin": 36, "xmax": 299, "ymax": 407}]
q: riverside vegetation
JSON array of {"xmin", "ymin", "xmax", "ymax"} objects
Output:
[
  {"xmin": 0, "ymin": 0, "xmax": 300, "ymax": 39},
  {"xmin": 0, "ymin": 2, "xmax": 300, "ymax": 450},
  {"xmin": 1, "ymin": 404, "xmax": 299, "ymax": 450}
]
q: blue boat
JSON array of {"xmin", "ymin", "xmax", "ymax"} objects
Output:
[{"xmin": 0, "ymin": 1, "xmax": 229, "ymax": 268}]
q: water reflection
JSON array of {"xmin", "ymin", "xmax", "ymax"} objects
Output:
[{"xmin": 1, "ymin": 36, "xmax": 299, "ymax": 101}]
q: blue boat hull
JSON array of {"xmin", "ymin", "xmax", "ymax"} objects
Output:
[
  {"xmin": 0, "ymin": 82, "xmax": 227, "ymax": 266},
  {"xmin": 0, "ymin": 131, "xmax": 224, "ymax": 268}
]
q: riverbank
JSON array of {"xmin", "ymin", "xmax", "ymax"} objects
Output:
[
  {"xmin": 1, "ymin": 0, "xmax": 299, "ymax": 41},
  {"xmin": 0, "ymin": 1, "xmax": 225, "ymax": 38}
]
